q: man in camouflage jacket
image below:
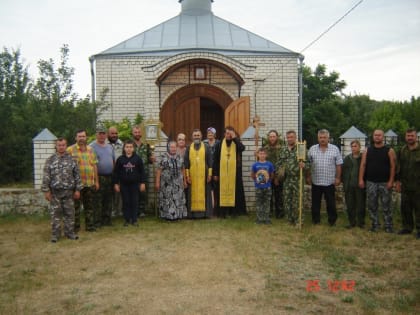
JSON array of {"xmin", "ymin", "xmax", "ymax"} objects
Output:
[
  {"xmin": 277, "ymin": 130, "xmax": 309, "ymax": 225},
  {"xmin": 264, "ymin": 130, "xmax": 284, "ymax": 218},
  {"xmin": 42, "ymin": 138, "xmax": 82, "ymax": 242}
]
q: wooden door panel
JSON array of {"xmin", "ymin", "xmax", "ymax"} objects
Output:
[
  {"xmin": 175, "ymin": 97, "xmax": 200, "ymax": 143},
  {"xmin": 224, "ymin": 96, "xmax": 250, "ymax": 136}
]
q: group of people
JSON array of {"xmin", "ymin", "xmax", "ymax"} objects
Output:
[
  {"xmin": 251, "ymin": 127, "xmax": 419, "ymax": 240},
  {"xmin": 307, "ymin": 128, "xmax": 419, "ymax": 239},
  {"xmin": 41, "ymin": 124, "xmax": 420, "ymax": 242},
  {"xmin": 156, "ymin": 126, "xmax": 247, "ymax": 221}
]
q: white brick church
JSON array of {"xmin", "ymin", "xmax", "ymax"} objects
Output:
[
  {"xmin": 90, "ymin": 0, "xmax": 302, "ymax": 140},
  {"xmin": 87, "ymin": 0, "xmax": 303, "ymax": 211}
]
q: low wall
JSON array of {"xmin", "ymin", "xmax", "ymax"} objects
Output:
[
  {"xmin": 0, "ymin": 186, "xmax": 400, "ymax": 216},
  {"xmin": 0, "ymin": 189, "xmax": 49, "ymax": 215}
]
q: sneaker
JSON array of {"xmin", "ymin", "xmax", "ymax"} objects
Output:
[
  {"xmin": 397, "ymin": 229, "xmax": 412, "ymax": 235},
  {"xmin": 50, "ymin": 237, "xmax": 58, "ymax": 243},
  {"xmin": 139, "ymin": 213, "xmax": 146, "ymax": 218},
  {"xmin": 385, "ymin": 227, "xmax": 394, "ymax": 234},
  {"xmin": 132, "ymin": 221, "xmax": 139, "ymax": 227},
  {"xmin": 123, "ymin": 221, "xmax": 129, "ymax": 227}
]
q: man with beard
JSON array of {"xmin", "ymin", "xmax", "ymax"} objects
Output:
[
  {"xmin": 359, "ymin": 129, "xmax": 396, "ymax": 233},
  {"xmin": 67, "ymin": 129, "xmax": 99, "ymax": 232},
  {"xmin": 132, "ymin": 125, "xmax": 155, "ymax": 217},
  {"xmin": 107, "ymin": 126, "xmax": 124, "ymax": 217},
  {"xmin": 278, "ymin": 130, "xmax": 308, "ymax": 226},
  {"xmin": 213, "ymin": 126, "xmax": 247, "ymax": 217},
  {"xmin": 395, "ymin": 128, "xmax": 420, "ymax": 239},
  {"xmin": 184, "ymin": 129, "xmax": 212, "ymax": 218},
  {"xmin": 264, "ymin": 130, "xmax": 284, "ymax": 219}
]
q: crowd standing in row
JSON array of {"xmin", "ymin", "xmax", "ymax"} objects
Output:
[{"xmin": 42, "ymin": 125, "xmax": 420, "ymax": 242}]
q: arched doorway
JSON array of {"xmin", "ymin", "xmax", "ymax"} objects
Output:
[{"xmin": 160, "ymin": 84, "xmax": 233, "ymax": 142}]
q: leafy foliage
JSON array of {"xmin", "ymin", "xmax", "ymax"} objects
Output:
[{"xmin": 1, "ymin": 47, "xmax": 419, "ymax": 185}]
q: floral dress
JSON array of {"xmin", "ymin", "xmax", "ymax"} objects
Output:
[{"xmin": 158, "ymin": 152, "xmax": 187, "ymax": 220}]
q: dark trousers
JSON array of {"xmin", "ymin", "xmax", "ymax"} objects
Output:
[
  {"xmin": 93, "ymin": 175, "xmax": 113, "ymax": 226},
  {"xmin": 121, "ymin": 183, "xmax": 139, "ymax": 224},
  {"xmin": 344, "ymin": 186, "xmax": 366, "ymax": 227},
  {"xmin": 311, "ymin": 184, "xmax": 337, "ymax": 225},
  {"xmin": 401, "ymin": 190, "xmax": 420, "ymax": 231},
  {"xmin": 271, "ymin": 183, "xmax": 284, "ymax": 218}
]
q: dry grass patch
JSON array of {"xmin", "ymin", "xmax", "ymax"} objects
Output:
[{"xmin": 0, "ymin": 213, "xmax": 419, "ymax": 314}]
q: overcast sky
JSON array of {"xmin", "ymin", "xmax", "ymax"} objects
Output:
[{"xmin": 1, "ymin": 0, "xmax": 419, "ymax": 101}]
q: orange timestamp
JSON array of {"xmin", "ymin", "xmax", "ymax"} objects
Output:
[{"xmin": 306, "ymin": 280, "xmax": 356, "ymax": 293}]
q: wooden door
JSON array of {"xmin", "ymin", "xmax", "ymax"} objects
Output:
[
  {"xmin": 224, "ymin": 96, "xmax": 250, "ymax": 136},
  {"xmin": 175, "ymin": 97, "xmax": 200, "ymax": 143}
]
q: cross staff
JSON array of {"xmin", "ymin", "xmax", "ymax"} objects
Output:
[
  {"xmin": 297, "ymin": 141, "xmax": 307, "ymax": 230},
  {"xmin": 252, "ymin": 116, "xmax": 265, "ymax": 159}
]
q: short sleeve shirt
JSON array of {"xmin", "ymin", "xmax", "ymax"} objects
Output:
[
  {"xmin": 252, "ymin": 161, "xmax": 274, "ymax": 189},
  {"xmin": 308, "ymin": 144, "xmax": 343, "ymax": 186}
]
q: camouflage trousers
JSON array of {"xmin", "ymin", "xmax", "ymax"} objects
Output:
[
  {"xmin": 256, "ymin": 188, "xmax": 272, "ymax": 223},
  {"xmin": 366, "ymin": 181, "xmax": 393, "ymax": 228},
  {"xmin": 271, "ymin": 183, "xmax": 284, "ymax": 218},
  {"xmin": 283, "ymin": 177, "xmax": 302, "ymax": 224},
  {"xmin": 93, "ymin": 175, "xmax": 113, "ymax": 226},
  {"xmin": 74, "ymin": 186, "xmax": 95, "ymax": 231},
  {"xmin": 49, "ymin": 189, "xmax": 75, "ymax": 238}
]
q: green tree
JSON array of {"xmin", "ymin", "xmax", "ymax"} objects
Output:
[
  {"xmin": 369, "ymin": 102, "xmax": 409, "ymax": 137},
  {"xmin": 302, "ymin": 64, "xmax": 347, "ymax": 145},
  {"xmin": 0, "ymin": 48, "xmax": 32, "ymax": 183}
]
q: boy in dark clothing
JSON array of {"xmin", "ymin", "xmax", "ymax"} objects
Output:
[{"xmin": 112, "ymin": 140, "xmax": 146, "ymax": 226}]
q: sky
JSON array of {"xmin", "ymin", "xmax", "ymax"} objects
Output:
[{"xmin": 1, "ymin": 0, "xmax": 419, "ymax": 102}]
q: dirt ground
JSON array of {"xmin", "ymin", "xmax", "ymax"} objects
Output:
[{"xmin": 0, "ymin": 214, "xmax": 419, "ymax": 314}]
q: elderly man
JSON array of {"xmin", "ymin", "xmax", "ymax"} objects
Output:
[
  {"xmin": 90, "ymin": 126, "xmax": 115, "ymax": 227},
  {"xmin": 42, "ymin": 138, "xmax": 82, "ymax": 242},
  {"xmin": 359, "ymin": 129, "xmax": 396, "ymax": 233},
  {"xmin": 308, "ymin": 129, "xmax": 343, "ymax": 226},
  {"xmin": 184, "ymin": 129, "xmax": 212, "ymax": 218}
]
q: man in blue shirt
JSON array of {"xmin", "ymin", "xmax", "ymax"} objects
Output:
[{"xmin": 90, "ymin": 127, "xmax": 115, "ymax": 227}]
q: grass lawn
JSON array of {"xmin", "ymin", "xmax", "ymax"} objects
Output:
[{"xmin": 0, "ymin": 212, "xmax": 418, "ymax": 314}]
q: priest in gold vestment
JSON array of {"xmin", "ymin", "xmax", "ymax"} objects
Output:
[
  {"xmin": 184, "ymin": 129, "xmax": 213, "ymax": 218},
  {"xmin": 213, "ymin": 126, "xmax": 247, "ymax": 217}
]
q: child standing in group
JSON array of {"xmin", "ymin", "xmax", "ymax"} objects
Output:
[
  {"xmin": 112, "ymin": 140, "xmax": 146, "ymax": 226},
  {"xmin": 251, "ymin": 148, "xmax": 275, "ymax": 224}
]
